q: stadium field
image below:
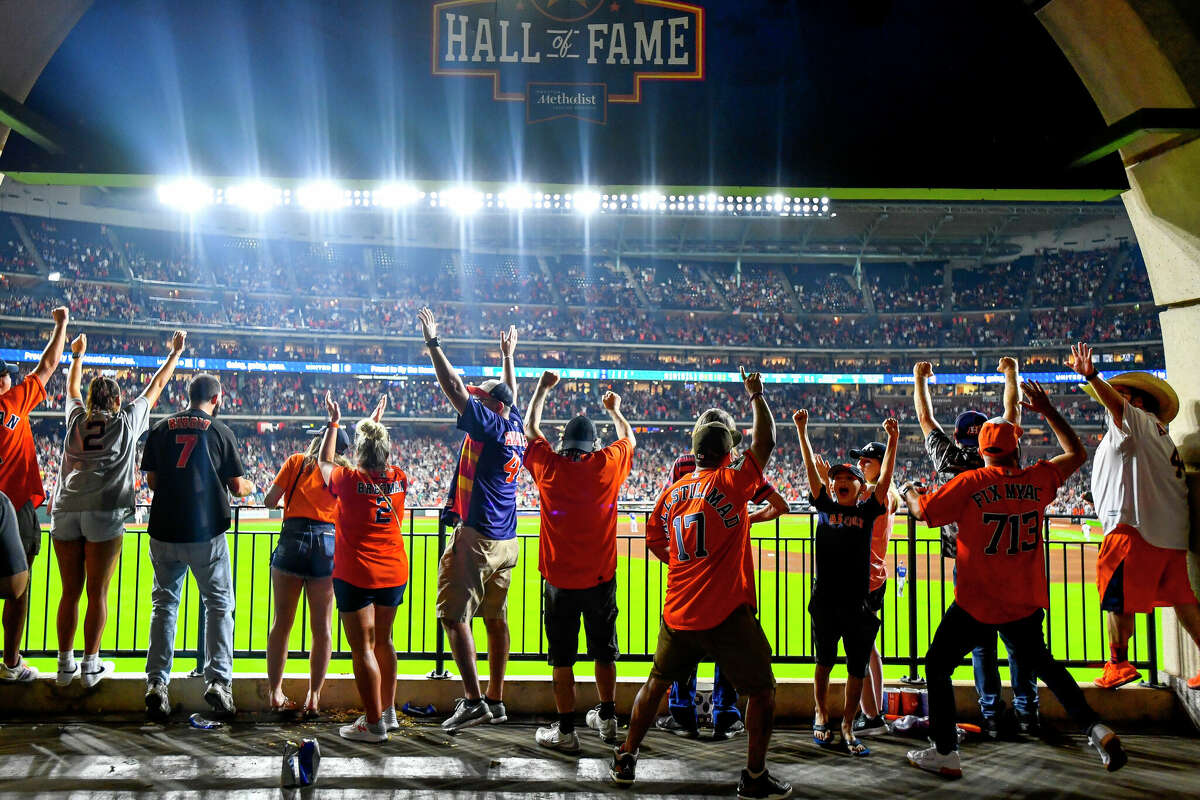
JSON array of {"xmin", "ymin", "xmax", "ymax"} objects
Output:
[{"xmin": 20, "ymin": 515, "xmax": 1141, "ymax": 686}]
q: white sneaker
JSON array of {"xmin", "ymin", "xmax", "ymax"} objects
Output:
[
  {"xmin": 381, "ymin": 706, "xmax": 400, "ymax": 731},
  {"xmin": 586, "ymin": 706, "xmax": 619, "ymax": 742},
  {"xmin": 907, "ymin": 745, "xmax": 962, "ymax": 778},
  {"xmin": 56, "ymin": 660, "xmax": 80, "ymax": 687},
  {"xmin": 1088, "ymin": 723, "xmax": 1128, "ymax": 772},
  {"xmin": 81, "ymin": 659, "xmax": 114, "ymax": 689},
  {"xmin": 339, "ymin": 715, "xmax": 389, "ymax": 743},
  {"xmin": 0, "ymin": 658, "xmax": 38, "ymax": 683},
  {"xmin": 535, "ymin": 722, "xmax": 582, "ymax": 753},
  {"xmin": 203, "ymin": 681, "xmax": 236, "ymax": 716}
]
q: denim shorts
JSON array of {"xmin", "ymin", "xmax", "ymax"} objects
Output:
[
  {"xmin": 333, "ymin": 578, "xmax": 406, "ymax": 612},
  {"xmin": 270, "ymin": 518, "xmax": 335, "ymax": 579}
]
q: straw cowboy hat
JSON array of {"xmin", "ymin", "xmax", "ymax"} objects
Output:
[{"xmin": 1082, "ymin": 371, "xmax": 1179, "ymax": 424}]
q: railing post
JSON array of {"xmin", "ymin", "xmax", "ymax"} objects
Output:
[
  {"xmin": 902, "ymin": 514, "xmax": 924, "ymax": 685},
  {"xmin": 1141, "ymin": 609, "xmax": 1167, "ymax": 689},
  {"xmin": 427, "ymin": 517, "xmax": 452, "ymax": 679}
]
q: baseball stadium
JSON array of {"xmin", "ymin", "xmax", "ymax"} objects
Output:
[{"xmin": 0, "ymin": 1, "xmax": 1199, "ymax": 798}]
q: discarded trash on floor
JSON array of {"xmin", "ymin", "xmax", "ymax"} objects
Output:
[
  {"xmin": 281, "ymin": 738, "xmax": 321, "ymax": 787},
  {"xmin": 402, "ymin": 702, "xmax": 436, "ymax": 717},
  {"xmin": 189, "ymin": 713, "xmax": 222, "ymax": 730}
]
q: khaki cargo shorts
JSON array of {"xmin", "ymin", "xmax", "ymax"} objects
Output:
[{"xmin": 436, "ymin": 524, "xmax": 520, "ymax": 623}]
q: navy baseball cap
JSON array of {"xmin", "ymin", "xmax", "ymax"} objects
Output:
[
  {"xmin": 310, "ymin": 425, "xmax": 353, "ymax": 453},
  {"xmin": 849, "ymin": 441, "xmax": 886, "ymax": 461},
  {"xmin": 954, "ymin": 411, "xmax": 988, "ymax": 447},
  {"xmin": 1, "ymin": 360, "xmax": 18, "ymax": 377},
  {"xmin": 561, "ymin": 415, "xmax": 597, "ymax": 453},
  {"xmin": 468, "ymin": 379, "xmax": 515, "ymax": 411},
  {"xmin": 828, "ymin": 463, "xmax": 866, "ymax": 482}
]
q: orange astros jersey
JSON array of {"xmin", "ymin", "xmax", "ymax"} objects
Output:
[
  {"xmin": 647, "ymin": 451, "xmax": 763, "ymax": 631},
  {"xmin": 919, "ymin": 460, "xmax": 1063, "ymax": 624}
]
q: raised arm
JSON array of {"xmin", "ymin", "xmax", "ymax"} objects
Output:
[
  {"xmin": 792, "ymin": 409, "xmax": 821, "ymax": 493},
  {"xmin": 1020, "ymin": 379, "xmax": 1087, "ymax": 480},
  {"xmin": 499, "ymin": 324, "xmax": 518, "ymax": 402},
  {"xmin": 527, "ymin": 370, "xmax": 557, "ymax": 442},
  {"xmin": 141, "ymin": 330, "xmax": 187, "ymax": 409},
  {"xmin": 317, "ymin": 391, "xmax": 341, "ymax": 485},
  {"xmin": 1067, "ymin": 342, "xmax": 1125, "ymax": 428},
  {"xmin": 913, "ymin": 361, "xmax": 942, "ymax": 438},
  {"xmin": 874, "ymin": 417, "xmax": 900, "ymax": 505},
  {"xmin": 603, "ymin": 389, "xmax": 635, "ymax": 448},
  {"xmin": 998, "ymin": 356, "xmax": 1021, "ymax": 426},
  {"xmin": 743, "ymin": 367, "xmax": 775, "ymax": 469},
  {"xmin": 370, "ymin": 394, "xmax": 388, "ymax": 423},
  {"xmin": 418, "ymin": 306, "xmax": 469, "ymax": 415},
  {"xmin": 67, "ymin": 333, "xmax": 86, "ymax": 402},
  {"xmin": 32, "ymin": 306, "xmax": 69, "ymax": 388}
]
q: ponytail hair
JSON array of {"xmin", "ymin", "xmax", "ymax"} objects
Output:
[
  {"xmin": 85, "ymin": 376, "xmax": 121, "ymax": 420},
  {"xmin": 301, "ymin": 433, "xmax": 349, "ymax": 473},
  {"xmin": 354, "ymin": 418, "xmax": 391, "ymax": 473}
]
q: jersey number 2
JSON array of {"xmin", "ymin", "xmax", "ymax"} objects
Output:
[
  {"xmin": 671, "ymin": 513, "xmax": 708, "ymax": 562},
  {"xmin": 82, "ymin": 419, "xmax": 106, "ymax": 452},
  {"xmin": 373, "ymin": 495, "xmax": 393, "ymax": 524}
]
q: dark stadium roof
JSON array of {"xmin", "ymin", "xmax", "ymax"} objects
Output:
[{"xmin": 0, "ymin": 0, "xmax": 1124, "ymax": 194}]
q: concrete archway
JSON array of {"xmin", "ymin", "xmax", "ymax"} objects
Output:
[{"xmin": 1037, "ymin": 0, "xmax": 1200, "ymax": 707}]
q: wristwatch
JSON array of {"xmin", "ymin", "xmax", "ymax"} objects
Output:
[{"xmin": 425, "ymin": 336, "xmax": 441, "ymax": 349}]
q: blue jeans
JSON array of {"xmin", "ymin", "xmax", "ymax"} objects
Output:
[
  {"xmin": 974, "ymin": 631, "xmax": 1039, "ymax": 719},
  {"xmin": 146, "ymin": 535, "xmax": 235, "ymax": 686},
  {"xmin": 668, "ymin": 663, "xmax": 741, "ymax": 729}
]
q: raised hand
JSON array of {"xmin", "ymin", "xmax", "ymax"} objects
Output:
[
  {"xmin": 883, "ymin": 417, "xmax": 899, "ymax": 439},
  {"xmin": 500, "ymin": 324, "xmax": 518, "ymax": 357},
  {"xmin": 324, "ymin": 390, "xmax": 341, "ymax": 425},
  {"xmin": 792, "ymin": 409, "xmax": 808, "ymax": 430},
  {"xmin": 1066, "ymin": 342, "xmax": 1094, "ymax": 378},
  {"xmin": 170, "ymin": 330, "xmax": 187, "ymax": 353},
  {"xmin": 538, "ymin": 370, "xmax": 559, "ymax": 390},
  {"xmin": 997, "ymin": 356, "xmax": 1017, "ymax": 374},
  {"xmin": 740, "ymin": 366, "xmax": 763, "ymax": 396},
  {"xmin": 70, "ymin": 334, "xmax": 87, "ymax": 356},
  {"xmin": 813, "ymin": 453, "xmax": 831, "ymax": 485},
  {"xmin": 1019, "ymin": 379, "xmax": 1055, "ymax": 416},
  {"xmin": 914, "ymin": 361, "xmax": 933, "ymax": 380},
  {"xmin": 51, "ymin": 306, "xmax": 69, "ymax": 325},
  {"xmin": 417, "ymin": 306, "xmax": 437, "ymax": 341},
  {"xmin": 372, "ymin": 394, "xmax": 388, "ymax": 422},
  {"xmin": 602, "ymin": 390, "xmax": 621, "ymax": 411}
]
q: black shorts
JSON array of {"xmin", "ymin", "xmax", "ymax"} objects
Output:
[
  {"xmin": 544, "ymin": 578, "xmax": 620, "ymax": 667},
  {"xmin": 16, "ymin": 501, "xmax": 39, "ymax": 564},
  {"xmin": 809, "ymin": 600, "xmax": 880, "ymax": 678},
  {"xmin": 649, "ymin": 604, "xmax": 775, "ymax": 695},
  {"xmin": 865, "ymin": 584, "xmax": 886, "ymax": 614},
  {"xmin": 333, "ymin": 578, "xmax": 406, "ymax": 613}
]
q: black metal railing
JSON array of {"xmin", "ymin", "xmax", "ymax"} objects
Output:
[{"xmin": 22, "ymin": 507, "xmax": 1158, "ymax": 681}]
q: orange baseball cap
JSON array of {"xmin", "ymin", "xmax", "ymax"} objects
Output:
[{"xmin": 978, "ymin": 417, "xmax": 1022, "ymax": 456}]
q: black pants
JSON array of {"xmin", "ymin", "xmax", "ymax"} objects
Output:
[{"xmin": 925, "ymin": 603, "xmax": 1098, "ymax": 753}]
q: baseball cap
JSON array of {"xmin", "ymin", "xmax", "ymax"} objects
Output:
[
  {"xmin": 311, "ymin": 425, "xmax": 353, "ymax": 453},
  {"xmin": 848, "ymin": 441, "xmax": 886, "ymax": 461},
  {"xmin": 1, "ymin": 359, "xmax": 18, "ymax": 377},
  {"xmin": 692, "ymin": 420, "xmax": 736, "ymax": 460},
  {"xmin": 560, "ymin": 415, "xmax": 597, "ymax": 453},
  {"xmin": 954, "ymin": 410, "xmax": 988, "ymax": 447},
  {"xmin": 978, "ymin": 417, "xmax": 1022, "ymax": 456},
  {"xmin": 828, "ymin": 463, "xmax": 866, "ymax": 482},
  {"xmin": 467, "ymin": 379, "xmax": 515, "ymax": 411},
  {"xmin": 695, "ymin": 408, "xmax": 743, "ymax": 447}
]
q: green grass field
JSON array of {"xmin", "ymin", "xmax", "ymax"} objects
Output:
[{"xmin": 20, "ymin": 515, "xmax": 1152, "ymax": 685}]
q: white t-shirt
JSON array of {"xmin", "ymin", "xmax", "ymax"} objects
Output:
[
  {"xmin": 1090, "ymin": 400, "xmax": 1189, "ymax": 549},
  {"xmin": 55, "ymin": 395, "xmax": 151, "ymax": 513}
]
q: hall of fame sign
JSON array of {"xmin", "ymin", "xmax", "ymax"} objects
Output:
[{"xmin": 431, "ymin": 0, "xmax": 705, "ymax": 124}]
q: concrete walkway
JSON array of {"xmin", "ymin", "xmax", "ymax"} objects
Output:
[{"xmin": 0, "ymin": 716, "xmax": 1196, "ymax": 798}]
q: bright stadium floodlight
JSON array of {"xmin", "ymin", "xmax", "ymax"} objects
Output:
[
  {"xmin": 156, "ymin": 179, "xmax": 214, "ymax": 212},
  {"xmin": 47, "ymin": 271, "xmax": 62, "ymax": 282},
  {"xmin": 227, "ymin": 182, "xmax": 282, "ymax": 213},
  {"xmin": 499, "ymin": 185, "xmax": 533, "ymax": 210},
  {"xmin": 574, "ymin": 189, "xmax": 601, "ymax": 215},
  {"xmin": 296, "ymin": 181, "xmax": 349, "ymax": 210},
  {"xmin": 441, "ymin": 186, "xmax": 483, "ymax": 215}
]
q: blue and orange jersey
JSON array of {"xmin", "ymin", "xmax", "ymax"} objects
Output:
[{"xmin": 445, "ymin": 398, "xmax": 526, "ymax": 540}]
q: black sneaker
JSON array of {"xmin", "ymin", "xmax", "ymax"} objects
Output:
[
  {"xmin": 610, "ymin": 746, "xmax": 638, "ymax": 786},
  {"xmin": 736, "ymin": 768, "xmax": 792, "ymax": 800},
  {"xmin": 981, "ymin": 715, "xmax": 1001, "ymax": 740},
  {"xmin": 1016, "ymin": 712, "xmax": 1040, "ymax": 736},
  {"xmin": 713, "ymin": 719, "xmax": 745, "ymax": 741},
  {"xmin": 852, "ymin": 713, "xmax": 889, "ymax": 737},
  {"xmin": 654, "ymin": 713, "xmax": 699, "ymax": 739}
]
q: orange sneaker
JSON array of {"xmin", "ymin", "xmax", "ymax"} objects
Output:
[
  {"xmin": 1187, "ymin": 671, "xmax": 1200, "ymax": 690},
  {"xmin": 1094, "ymin": 661, "xmax": 1141, "ymax": 690}
]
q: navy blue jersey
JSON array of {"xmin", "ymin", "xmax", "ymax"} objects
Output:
[{"xmin": 446, "ymin": 399, "xmax": 527, "ymax": 540}]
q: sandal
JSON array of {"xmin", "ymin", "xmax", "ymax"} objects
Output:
[
  {"xmin": 271, "ymin": 697, "xmax": 300, "ymax": 715},
  {"xmin": 813, "ymin": 716, "xmax": 836, "ymax": 749},
  {"xmin": 843, "ymin": 735, "xmax": 871, "ymax": 757}
]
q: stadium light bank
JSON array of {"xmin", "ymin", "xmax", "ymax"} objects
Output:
[{"xmin": 154, "ymin": 178, "xmax": 833, "ymax": 218}]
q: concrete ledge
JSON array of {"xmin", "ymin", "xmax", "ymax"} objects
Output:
[{"xmin": 0, "ymin": 673, "xmax": 1186, "ymax": 726}]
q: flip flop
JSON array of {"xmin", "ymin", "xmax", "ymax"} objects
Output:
[
  {"xmin": 271, "ymin": 697, "xmax": 300, "ymax": 716},
  {"xmin": 843, "ymin": 736, "xmax": 871, "ymax": 757},
  {"xmin": 813, "ymin": 717, "xmax": 836, "ymax": 749}
]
